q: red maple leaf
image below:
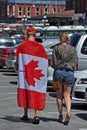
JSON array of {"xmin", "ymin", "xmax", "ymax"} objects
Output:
[{"xmin": 25, "ymin": 59, "xmax": 44, "ymax": 86}]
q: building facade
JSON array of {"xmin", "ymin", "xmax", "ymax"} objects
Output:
[
  {"xmin": 7, "ymin": 0, "xmax": 66, "ymax": 23},
  {"xmin": 0, "ymin": 0, "xmax": 8, "ymax": 23},
  {"xmin": 75, "ymin": 0, "xmax": 87, "ymax": 13},
  {"xmin": 73, "ymin": 0, "xmax": 87, "ymax": 25},
  {"xmin": 66, "ymin": 0, "xmax": 75, "ymax": 10}
]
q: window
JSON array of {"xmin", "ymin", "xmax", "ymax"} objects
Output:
[
  {"xmin": 44, "ymin": 6, "xmax": 48, "ymax": 14},
  {"xmin": 60, "ymin": 6, "xmax": 65, "ymax": 12},
  {"xmin": 36, "ymin": 7, "xmax": 40, "ymax": 16},
  {"xmin": 81, "ymin": 38, "xmax": 87, "ymax": 55},
  {"xmin": 1, "ymin": 6, "xmax": 5, "ymax": 16},
  {"xmin": 0, "ymin": 39, "xmax": 15, "ymax": 47},
  {"xmin": 27, "ymin": 7, "xmax": 31, "ymax": 17},
  {"xmin": 53, "ymin": 7, "xmax": 57, "ymax": 13},
  {"xmin": 18, "ymin": 6, "xmax": 22, "ymax": 16},
  {"xmin": 9, "ymin": 5, "xmax": 13, "ymax": 16}
]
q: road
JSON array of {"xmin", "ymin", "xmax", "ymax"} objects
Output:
[{"xmin": 0, "ymin": 68, "xmax": 87, "ymax": 130}]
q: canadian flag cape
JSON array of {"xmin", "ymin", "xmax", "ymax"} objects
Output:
[{"xmin": 17, "ymin": 40, "xmax": 48, "ymax": 110}]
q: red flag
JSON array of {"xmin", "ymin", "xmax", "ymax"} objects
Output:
[{"xmin": 17, "ymin": 40, "xmax": 48, "ymax": 110}]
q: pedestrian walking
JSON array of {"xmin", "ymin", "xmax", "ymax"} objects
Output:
[
  {"xmin": 17, "ymin": 27, "xmax": 48, "ymax": 124},
  {"xmin": 52, "ymin": 32, "xmax": 78, "ymax": 125}
]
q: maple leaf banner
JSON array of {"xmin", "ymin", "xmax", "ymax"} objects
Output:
[{"xmin": 17, "ymin": 54, "xmax": 48, "ymax": 110}]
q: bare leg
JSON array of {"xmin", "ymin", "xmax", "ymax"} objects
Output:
[
  {"xmin": 33, "ymin": 110, "xmax": 40, "ymax": 124},
  {"xmin": 63, "ymin": 86, "xmax": 72, "ymax": 125},
  {"xmin": 56, "ymin": 82, "xmax": 63, "ymax": 116},
  {"xmin": 34, "ymin": 110, "xmax": 39, "ymax": 117},
  {"xmin": 56, "ymin": 82, "xmax": 63, "ymax": 122},
  {"xmin": 64, "ymin": 86, "xmax": 72, "ymax": 116}
]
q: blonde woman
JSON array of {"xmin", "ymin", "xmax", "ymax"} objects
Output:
[{"xmin": 52, "ymin": 33, "xmax": 78, "ymax": 125}]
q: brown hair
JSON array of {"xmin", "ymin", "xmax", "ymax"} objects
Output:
[
  {"xmin": 60, "ymin": 32, "xmax": 70, "ymax": 44},
  {"xmin": 27, "ymin": 31, "xmax": 36, "ymax": 38}
]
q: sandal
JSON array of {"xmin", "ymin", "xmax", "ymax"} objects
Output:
[
  {"xmin": 32, "ymin": 116, "xmax": 40, "ymax": 124},
  {"xmin": 20, "ymin": 115, "xmax": 28, "ymax": 121},
  {"xmin": 58, "ymin": 115, "xmax": 63, "ymax": 123},
  {"xmin": 64, "ymin": 115, "xmax": 71, "ymax": 125}
]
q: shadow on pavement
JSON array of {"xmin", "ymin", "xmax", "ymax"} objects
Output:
[
  {"xmin": 1, "ymin": 115, "xmax": 57, "ymax": 123},
  {"xmin": 2, "ymin": 73, "xmax": 17, "ymax": 76},
  {"xmin": 1, "ymin": 115, "xmax": 33, "ymax": 123},
  {"xmin": 71, "ymin": 103, "xmax": 87, "ymax": 110},
  {"xmin": 76, "ymin": 113, "xmax": 87, "ymax": 121},
  {"xmin": 38, "ymin": 116, "xmax": 57, "ymax": 123},
  {"xmin": 9, "ymin": 81, "xmax": 17, "ymax": 85}
]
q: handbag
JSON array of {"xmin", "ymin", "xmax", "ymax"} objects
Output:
[{"xmin": 53, "ymin": 81, "xmax": 62, "ymax": 90}]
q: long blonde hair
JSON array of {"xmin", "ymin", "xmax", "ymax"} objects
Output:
[{"xmin": 60, "ymin": 32, "xmax": 70, "ymax": 44}]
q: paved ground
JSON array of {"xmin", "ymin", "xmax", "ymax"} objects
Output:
[{"xmin": 0, "ymin": 68, "xmax": 87, "ymax": 130}]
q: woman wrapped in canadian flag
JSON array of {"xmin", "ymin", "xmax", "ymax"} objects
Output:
[{"xmin": 16, "ymin": 27, "xmax": 48, "ymax": 124}]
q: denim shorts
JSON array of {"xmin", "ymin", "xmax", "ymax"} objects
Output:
[{"xmin": 53, "ymin": 69, "xmax": 74, "ymax": 87}]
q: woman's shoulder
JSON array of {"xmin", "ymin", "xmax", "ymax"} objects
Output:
[
  {"xmin": 67, "ymin": 44, "xmax": 77, "ymax": 53},
  {"xmin": 54, "ymin": 43, "xmax": 61, "ymax": 49},
  {"xmin": 70, "ymin": 44, "xmax": 76, "ymax": 50}
]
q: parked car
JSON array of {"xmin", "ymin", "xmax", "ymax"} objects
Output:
[
  {"xmin": 70, "ymin": 32, "xmax": 86, "ymax": 47},
  {"xmin": 6, "ymin": 38, "xmax": 60, "ymax": 72},
  {"xmin": 0, "ymin": 36, "xmax": 24, "ymax": 68},
  {"xmin": 11, "ymin": 34, "xmax": 23, "ymax": 39},
  {"xmin": 43, "ymin": 26, "xmax": 60, "ymax": 40},
  {"xmin": 2, "ymin": 29, "xmax": 23, "ymax": 37},
  {"xmin": 75, "ymin": 34, "xmax": 87, "ymax": 70},
  {"xmin": 34, "ymin": 26, "xmax": 44, "ymax": 41},
  {"xmin": 59, "ymin": 25, "xmax": 86, "ymax": 34},
  {"xmin": 72, "ymin": 70, "xmax": 87, "ymax": 102},
  {"xmin": 6, "ymin": 44, "xmax": 19, "ymax": 72}
]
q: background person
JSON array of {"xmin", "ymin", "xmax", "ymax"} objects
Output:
[
  {"xmin": 22, "ymin": 29, "xmax": 43, "ymax": 43},
  {"xmin": 52, "ymin": 32, "xmax": 78, "ymax": 125},
  {"xmin": 17, "ymin": 27, "xmax": 48, "ymax": 124},
  {"xmin": 22, "ymin": 29, "xmax": 28, "ymax": 40}
]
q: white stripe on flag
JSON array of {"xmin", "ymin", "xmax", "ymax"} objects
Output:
[{"xmin": 18, "ymin": 54, "xmax": 48, "ymax": 93}]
